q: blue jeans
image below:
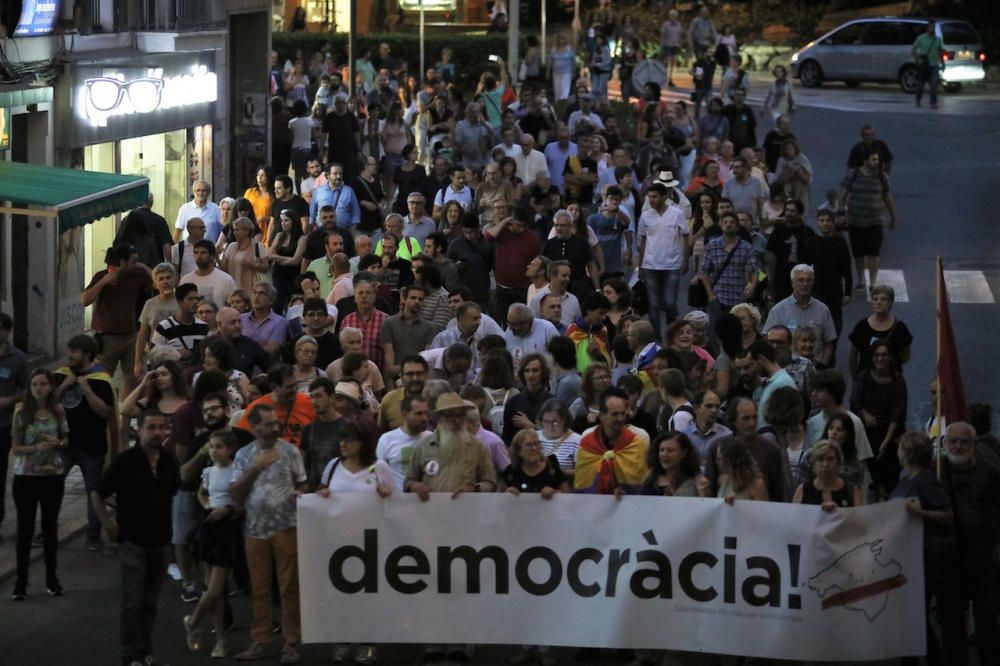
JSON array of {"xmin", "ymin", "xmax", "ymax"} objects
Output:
[
  {"xmin": 119, "ymin": 541, "xmax": 168, "ymax": 664},
  {"xmin": 62, "ymin": 448, "xmax": 104, "ymax": 541},
  {"xmin": 916, "ymin": 66, "xmax": 940, "ymax": 106},
  {"xmin": 643, "ymin": 268, "xmax": 681, "ymax": 343}
]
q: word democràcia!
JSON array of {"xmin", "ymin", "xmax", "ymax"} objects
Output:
[{"xmin": 328, "ymin": 530, "xmax": 806, "ymax": 610}]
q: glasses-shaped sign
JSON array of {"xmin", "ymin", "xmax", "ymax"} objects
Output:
[
  {"xmin": 85, "ymin": 77, "xmax": 164, "ymax": 113},
  {"xmin": 77, "ymin": 65, "xmax": 217, "ymax": 128}
]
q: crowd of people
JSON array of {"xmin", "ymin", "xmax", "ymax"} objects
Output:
[{"xmin": 1, "ymin": 5, "xmax": 998, "ymax": 666}]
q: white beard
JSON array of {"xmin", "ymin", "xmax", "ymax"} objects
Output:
[
  {"xmin": 946, "ymin": 452, "xmax": 972, "ymax": 467},
  {"xmin": 436, "ymin": 423, "xmax": 465, "ymax": 459}
]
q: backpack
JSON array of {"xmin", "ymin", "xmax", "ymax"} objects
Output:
[
  {"xmin": 174, "ymin": 240, "xmax": 185, "ymax": 276},
  {"xmin": 667, "ymin": 404, "xmax": 696, "ymax": 431},
  {"xmin": 488, "ymin": 388, "xmax": 516, "ymax": 439}
]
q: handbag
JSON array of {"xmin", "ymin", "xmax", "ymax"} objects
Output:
[
  {"xmin": 253, "ymin": 241, "xmax": 272, "ymax": 285},
  {"xmin": 689, "ymin": 243, "xmax": 739, "ymax": 308}
]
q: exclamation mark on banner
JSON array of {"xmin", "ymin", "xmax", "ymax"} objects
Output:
[{"xmin": 787, "ymin": 544, "xmax": 802, "ymax": 609}]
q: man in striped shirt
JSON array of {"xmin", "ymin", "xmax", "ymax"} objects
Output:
[
  {"xmin": 150, "ymin": 283, "xmax": 209, "ymax": 365},
  {"xmin": 339, "ymin": 280, "xmax": 389, "ymax": 368}
]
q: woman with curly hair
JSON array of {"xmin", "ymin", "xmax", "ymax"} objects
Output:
[
  {"xmin": 641, "ymin": 431, "xmax": 706, "ymax": 497},
  {"xmin": 717, "ymin": 437, "xmax": 769, "ymax": 502}
]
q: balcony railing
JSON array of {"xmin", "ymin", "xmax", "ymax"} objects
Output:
[{"xmin": 79, "ymin": 0, "xmax": 227, "ymax": 34}]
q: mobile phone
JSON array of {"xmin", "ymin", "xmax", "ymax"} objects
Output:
[{"xmin": 488, "ymin": 54, "xmax": 500, "ymax": 63}]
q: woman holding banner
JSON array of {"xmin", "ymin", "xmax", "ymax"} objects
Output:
[
  {"xmin": 317, "ymin": 423, "xmax": 394, "ymax": 665},
  {"xmin": 890, "ymin": 431, "xmax": 966, "ymax": 666},
  {"xmin": 792, "ymin": 440, "xmax": 862, "ymax": 511},
  {"xmin": 503, "ymin": 429, "xmax": 566, "ymax": 666},
  {"xmin": 640, "ymin": 432, "xmax": 706, "ymax": 498}
]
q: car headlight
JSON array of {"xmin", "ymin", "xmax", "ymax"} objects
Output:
[{"xmin": 790, "ymin": 52, "xmax": 799, "ymax": 63}]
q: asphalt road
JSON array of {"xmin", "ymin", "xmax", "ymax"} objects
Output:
[{"xmin": 1, "ymin": 81, "xmax": 997, "ymax": 665}]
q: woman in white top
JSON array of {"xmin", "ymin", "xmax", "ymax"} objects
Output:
[
  {"xmin": 535, "ymin": 399, "xmax": 580, "ymax": 481},
  {"xmin": 288, "ymin": 99, "xmax": 315, "ymax": 189},
  {"xmin": 761, "ymin": 65, "xmax": 796, "ymax": 122},
  {"xmin": 317, "ymin": 423, "xmax": 394, "ymax": 665}
]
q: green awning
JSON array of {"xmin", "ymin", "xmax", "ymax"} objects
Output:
[{"xmin": 0, "ymin": 161, "xmax": 149, "ymax": 232}]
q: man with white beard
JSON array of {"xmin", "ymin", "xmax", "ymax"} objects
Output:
[{"xmin": 404, "ymin": 392, "xmax": 497, "ymax": 500}]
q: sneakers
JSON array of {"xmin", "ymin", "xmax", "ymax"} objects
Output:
[
  {"xmin": 11, "ymin": 585, "xmax": 26, "ymax": 601},
  {"xmin": 331, "ymin": 645, "xmax": 352, "ymax": 662},
  {"xmin": 86, "ymin": 537, "xmax": 101, "ymax": 552},
  {"xmin": 235, "ymin": 642, "xmax": 268, "ymax": 661},
  {"xmin": 211, "ymin": 640, "xmax": 227, "ymax": 659},
  {"xmin": 183, "ymin": 615, "xmax": 202, "ymax": 651},
  {"xmin": 355, "ymin": 645, "xmax": 377, "ymax": 664},
  {"xmin": 279, "ymin": 644, "xmax": 301, "ymax": 664},
  {"xmin": 180, "ymin": 583, "xmax": 200, "ymax": 603},
  {"xmin": 46, "ymin": 581, "xmax": 64, "ymax": 597}
]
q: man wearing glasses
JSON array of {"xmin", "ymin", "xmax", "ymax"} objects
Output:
[
  {"xmin": 940, "ymin": 421, "xmax": 1000, "ymax": 666},
  {"xmin": 174, "ymin": 180, "xmax": 221, "ymax": 242}
]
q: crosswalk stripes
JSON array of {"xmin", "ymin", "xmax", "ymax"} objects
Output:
[
  {"xmin": 865, "ymin": 269, "xmax": 909, "ymax": 303},
  {"xmin": 943, "ymin": 270, "xmax": 996, "ymax": 304},
  {"xmin": 862, "ymin": 269, "xmax": 996, "ymax": 304}
]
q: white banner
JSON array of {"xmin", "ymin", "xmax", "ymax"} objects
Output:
[{"xmin": 298, "ymin": 494, "xmax": 924, "ymax": 662}]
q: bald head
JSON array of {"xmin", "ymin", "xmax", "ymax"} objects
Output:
[
  {"xmin": 631, "ymin": 320, "xmax": 655, "ymax": 347},
  {"xmin": 332, "ymin": 252, "xmax": 350, "ymax": 275},
  {"xmin": 216, "ymin": 307, "xmax": 242, "ymax": 339}
]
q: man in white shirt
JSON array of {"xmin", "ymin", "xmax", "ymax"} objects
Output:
[
  {"xmin": 503, "ymin": 303, "xmax": 558, "ymax": 367},
  {"xmin": 492, "ymin": 127, "xmax": 523, "ymax": 159},
  {"xmin": 528, "ymin": 260, "xmax": 581, "ymax": 328},
  {"xmin": 432, "ymin": 166, "xmax": 475, "ymax": 219},
  {"xmin": 567, "ymin": 93, "xmax": 605, "ymax": 135},
  {"xmin": 299, "ymin": 158, "xmax": 326, "ymax": 205},
  {"xmin": 179, "ymin": 240, "xmax": 236, "ymax": 307},
  {"xmin": 637, "ymin": 182, "xmax": 689, "ymax": 341},
  {"xmin": 174, "ymin": 180, "xmax": 222, "ymax": 242},
  {"xmin": 514, "ymin": 133, "xmax": 548, "ymax": 185},
  {"xmin": 169, "ymin": 217, "xmax": 205, "ymax": 279},
  {"xmin": 376, "ymin": 394, "xmax": 430, "ymax": 489}
]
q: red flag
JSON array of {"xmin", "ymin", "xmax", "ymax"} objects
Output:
[{"xmin": 936, "ymin": 257, "xmax": 968, "ymax": 424}]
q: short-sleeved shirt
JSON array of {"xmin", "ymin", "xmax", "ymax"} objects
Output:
[
  {"xmin": 377, "ymin": 427, "xmax": 429, "ymax": 490},
  {"xmin": 240, "ymin": 311, "xmax": 289, "ymax": 350},
  {"xmin": 380, "ymin": 314, "xmax": 435, "ymax": 362},
  {"xmin": 848, "ymin": 317, "xmax": 914, "ymax": 372},
  {"xmin": 587, "ymin": 213, "xmax": 629, "ymax": 275},
  {"xmin": 138, "ymin": 297, "xmax": 177, "ymax": 339},
  {"xmin": 502, "ymin": 455, "xmax": 566, "ymax": 493},
  {"xmin": 301, "ymin": 416, "xmax": 347, "ymax": 490},
  {"xmin": 231, "ymin": 440, "xmax": 306, "ymax": 539},
  {"xmin": 175, "ymin": 200, "xmax": 223, "ymax": 242},
  {"xmin": 236, "ymin": 393, "xmax": 316, "ymax": 448},
  {"xmin": 890, "ymin": 469, "xmax": 954, "ymax": 556},
  {"xmin": 543, "ymin": 234, "xmax": 593, "ymax": 283},
  {"xmin": 433, "ymin": 185, "xmax": 475, "ymax": 211},
  {"xmin": 88, "ymin": 267, "xmax": 153, "ymax": 334},
  {"xmin": 151, "ymin": 316, "xmax": 209, "ymax": 355},
  {"xmin": 842, "ymin": 168, "xmax": 890, "ymax": 228},
  {"xmin": 179, "ymin": 268, "xmax": 236, "ymax": 309},
  {"xmin": 59, "ymin": 369, "xmax": 115, "ymax": 455},
  {"xmin": 321, "ymin": 458, "xmax": 396, "ymax": 494},
  {"xmin": 98, "ymin": 446, "xmax": 180, "ymax": 547},
  {"xmin": 721, "ymin": 176, "xmax": 764, "ymax": 223},
  {"xmin": 764, "ymin": 295, "xmax": 838, "ymax": 343},
  {"xmin": 638, "ymin": 204, "xmax": 689, "ymax": 270}
]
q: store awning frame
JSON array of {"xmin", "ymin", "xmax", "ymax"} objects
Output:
[{"xmin": 0, "ymin": 161, "xmax": 150, "ymax": 232}]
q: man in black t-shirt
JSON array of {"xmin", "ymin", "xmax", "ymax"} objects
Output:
[
  {"xmin": 766, "ymin": 200, "xmax": 815, "ymax": 302},
  {"xmin": 55, "ymin": 334, "xmax": 116, "ymax": 550},
  {"xmin": 270, "ymin": 175, "xmax": 309, "ymax": 240},
  {"xmin": 92, "ymin": 410, "xmax": 179, "ymax": 666},
  {"xmin": 543, "ymin": 209, "xmax": 599, "ymax": 297},
  {"xmin": 322, "ymin": 95, "xmax": 360, "ymax": 181}
]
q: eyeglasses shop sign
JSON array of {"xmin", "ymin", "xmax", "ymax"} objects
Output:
[{"xmin": 75, "ymin": 65, "xmax": 218, "ymax": 129}]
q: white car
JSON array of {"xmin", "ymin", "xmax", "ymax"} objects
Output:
[{"xmin": 790, "ymin": 17, "xmax": 986, "ymax": 93}]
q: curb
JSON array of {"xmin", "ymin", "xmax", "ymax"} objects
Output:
[{"xmin": 0, "ymin": 521, "xmax": 88, "ymax": 585}]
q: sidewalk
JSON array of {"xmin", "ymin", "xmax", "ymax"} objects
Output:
[{"xmin": 0, "ymin": 467, "xmax": 89, "ymax": 583}]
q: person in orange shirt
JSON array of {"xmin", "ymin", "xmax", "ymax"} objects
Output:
[
  {"xmin": 243, "ymin": 165, "xmax": 276, "ymax": 242},
  {"xmin": 236, "ymin": 364, "xmax": 315, "ymax": 447}
]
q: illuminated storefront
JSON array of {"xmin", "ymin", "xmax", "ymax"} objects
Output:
[{"xmin": 69, "ymin": 52, "xmax": 218, "ymax": 287}]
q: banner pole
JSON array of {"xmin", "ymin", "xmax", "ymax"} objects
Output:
[{"xmin": 936, "ymin": 257, "xmax": 943, "ymax": 479}]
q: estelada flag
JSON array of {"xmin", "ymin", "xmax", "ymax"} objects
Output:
[{"xmin": 936, "ymin": 257, "xmax": 968, "ymax": 424}]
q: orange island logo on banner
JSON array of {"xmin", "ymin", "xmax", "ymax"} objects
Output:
[{"xmin": 298, "ymin": 494, "xmax": 924, "ymax": 662}]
